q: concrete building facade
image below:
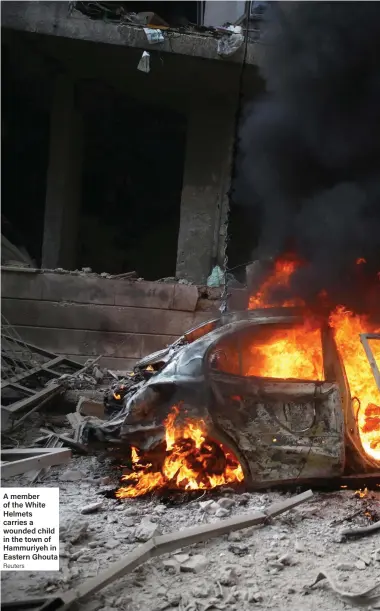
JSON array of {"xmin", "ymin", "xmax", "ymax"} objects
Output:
[{"xmin": 2, "ymin": 1, "xmax": 259, "ymax": 284}]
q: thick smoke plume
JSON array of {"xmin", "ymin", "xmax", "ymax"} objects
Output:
[{"xmin": 239, "ymin": 1, "xmax": 380, "ymax": 316}]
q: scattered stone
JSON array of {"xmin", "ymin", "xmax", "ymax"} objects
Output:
[
  {"xmin": 228, "ymin": 531, "xmax": 242, "ymax": 542},
  {"xmin": 134, "ymin": 519, "xmax": 161, "ymax": 542},
  {"xmin": 279, "ymin": 553, "xmax": 293, "ymax": 566},
  {"xmin": 238, "ymin": 493, "xmax": 251, "ymax": 506},
  {"xmin": 123, "ymin": 507, "xmax": 139, "ymax": 516},
  {"xmin": 228, "ymin": 543, "xmax": 249, "ymax": 556},
  {"xmin": 268, "ymin": 561, "xmax": 284, "ymax": 570},
  {"xmin": 355, "ymin": 560, "xmax": 367, "ymax": 570},
  {"xmin": 287, "ymin": 587, "xmax": 296, "ymax": 594},
  {"xmin": 252, "ymin": 592, "xmax": 263, "ymax": 602},
  {"xmin": 122, "ymin": 517, "xmax": 135, "ymax": 528},
  {"xmin": 88, "ymin": 478, "xmax": 101, "ymax": 486},
  {"xmin": 60, "ymin": 469, "xmax": 84, "ymax": 482},
  {"xmin": 215, "ymin": 508, "xmax": 230, "ymax": 518},
  {"xmin": 219, "ymin": 567, "xmax": 238, "ymax": 586},
  {"xmin": 61, "ymin": 521, "xmax": 89, "ymax": 545},
  {"xmin": 163, "ymin": 559, "xmax": 180, "ymax": 572},
  {"xmin": 88, "ymin": 541, "xmax": 99, "ymax": 549},
  {"xmin": 295, "ymin": 539, "xmax": 306, "ymax": 553},
  {"xmin": 181, "ymin": 554, "xmax": 209, "ymax": 573},
  {"xmin": 166, "ymin": 593, "xmax": 181, "ymax": 607},
  {"xmin": 191, "ymin": 584, "xmax": 212, "ymax": 599},
  {"xmin": 314, "ymin": 550, "xmax": 324, "ymax": 557},
  {"xmin": 244, "ymin": 526, "xmax": 258, "ymax": 537},
  {"xmin": 104, "ymin": 539, "xmax": 119, "ymax": 550},
  {"xmin": 81, "ymin": 502, "xmax": 103, "ymax": 515},
  {"xmin": 153, "ymin": 505, "xmax": 166, "ymax": 514},
  {"xmin": 100, "ymin": 476, "xmax": 111, "ymax": 485},
  {"xmin": 355, "ymin": 553, "xmax": 371, "ymax": 566},
  {"xmin": 199, "ymin": 500, "xmax": 215, "ymax": 511},
  {"xmin": 59, "ymin": 543, "xmax": 70, "ymax": 558},
  {"xmin": 265, "ymin": 552, "xmax": 278, "ymax": 561},
  {"xmin": 295, "ymin": 506, "xmax": 318, "ymax": 519},
  {"xmin": 173, "ymin": 553, "xmax": 190, "ymax": 564},
  {"xmin": 240, "ymin": 588, "xmax": 258, "ymax": 603},
  {"xmin": 82, "ymin": 267, "xmax": 92, "ymax": 273},
  {"xmin": 218, "ymin": 498, "xmax": 235, "ymax": 510},
  {"xmin": 77, "ymin": 554, "xmax": 92, "ymax": 562},
  {"xmin": 337, "ymin": 563, "xmax": 354, "ymax": 571},
  {"xmin": 151, "ymin": 603, "xmax": 171, "ymax": 611},
  {"xmin": 115, "ymin": 597, "xmax": 132, "ymax": 608}
]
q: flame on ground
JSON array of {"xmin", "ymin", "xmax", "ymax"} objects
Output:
[
  {"xmin": 116, "ymin": 405, "xmax": 244, "ymax": 498},
  {"xmin": 248, "ymin": 256, "xmax": 380, "ymax": 463}
]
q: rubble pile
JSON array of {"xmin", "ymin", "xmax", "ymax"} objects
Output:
[{"xmin": 2, "ymin": 449, "xmax": 380, "ymax": 611}]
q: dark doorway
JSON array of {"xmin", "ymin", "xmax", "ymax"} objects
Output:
[
  {"xmin": 79, "ymin": 86, "xmax": 186, "ymax": 279},
  {"xmin": 1, "ymin": 44, "xmax": 50, "ymax": 267}
]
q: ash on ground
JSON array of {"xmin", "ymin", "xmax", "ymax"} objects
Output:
[{"xmin": 2, "ymin": 445, "xmax": 380, "ymax": 611}]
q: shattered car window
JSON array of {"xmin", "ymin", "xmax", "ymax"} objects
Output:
[{"xmin": 209, "ymin": 321, "xmax": 324, "ymax": 381}]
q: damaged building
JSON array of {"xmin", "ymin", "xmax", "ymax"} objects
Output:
[
  {"xmin": 2, "ymin": 0, "xmax": 262, "ymax": 283},
  {"xmin": 1, "ymin": 0, "xmax": 265, "ymax": 367},
  {"xmin": 1, "ymin": 4, "xmax": 380, "ymax": 611}
]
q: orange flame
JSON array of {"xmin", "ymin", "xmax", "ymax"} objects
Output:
[
  {"xmin": 245, "ymin": 321, "xmax": 324, "ymax": 381},
  {"xmin": 248, "ymin": 256, "xmax": 380, "ymax": 463},
  {"xmin": 116, "ymin": 406, "xmax": 244, "ymax": 498},
  {"xmin": 329, "ymin": 307, "xmax": 380, "ymax": 460},
  {"xmin": 248, "ymin": 256, "xmax": 304, "ymax": 309},
  {"xmin": 356, "ymin": 257, "xmax": 366, "ymax": 265}
]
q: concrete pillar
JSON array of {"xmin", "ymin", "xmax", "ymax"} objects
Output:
[
  {"xmin": 42, "ymin": 75, "xmax": 82, "ymax": 270},
  {"xmin": 176, "ymin": 105, "xmax": 235, "ymax": 284}
]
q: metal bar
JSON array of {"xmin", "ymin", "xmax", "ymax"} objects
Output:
[
  {"xmin": 29, "ymin": 435, "xmax": 63, "ymax": 483},
  {"xmin": 1, "ymin": 334, "xmax": 59, "ymax": 359},
  {"xmin": 2, "ymin": 384, "xmax": 61, "ymax": 415},
  {"xmin": 1, "ymin": 596, "xmax": 65, "ymax": 611},
  {"xmin": 360, "ymin": 333, "xmax": 380, "ymax": 392},
  {"xmin": 1, "ymin": 357, "xmax": 68, "ymax": 389},
  {"xmin": 4, "ymin": 383, "xmax": 35, "ymax": 396},
  {"xmin": 60, "ymin": 490, "xmax": 313, "ymax": 606},
  {"xmin": 1, "ymin": 448, "xmax": 71, "ymax": 477}
]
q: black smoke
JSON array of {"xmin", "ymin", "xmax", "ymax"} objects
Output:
[{"xmin": 238, "ymin": 1, "xmax": 380, "ymax": 316}]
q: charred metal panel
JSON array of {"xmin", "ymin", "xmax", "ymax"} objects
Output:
[{"xmin": 208, "ymin": 374, "xmax": 345, "ymax": 484}]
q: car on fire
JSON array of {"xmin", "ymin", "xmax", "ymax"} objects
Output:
[{"xmin": 80, "ymin": 307, "xmax": 379, "ymax": 489}]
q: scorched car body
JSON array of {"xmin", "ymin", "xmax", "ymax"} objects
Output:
[{"xmin": 82, "ymin": 308, "xmax": 375, "ymax": 488}]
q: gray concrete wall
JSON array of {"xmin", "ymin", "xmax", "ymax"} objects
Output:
[
  {"xmin": 176, "ymin": 104, "xmax": 235, "ymax": 284},
  {"xmin": 1, "ymin": 269, "xmax": 220, "ymax": 370}
]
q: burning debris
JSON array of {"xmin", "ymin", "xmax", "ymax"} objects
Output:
[
  {"xmin": 245, "ymin": 255, "xmax": 380, "ymax": 461},
  {"xmin": 78, "ymin": 254, "xmax": 379, "ymax": 498},
  {"xmin": 116, "ymin": 405, "xmax": 244, "ymax": 498}
]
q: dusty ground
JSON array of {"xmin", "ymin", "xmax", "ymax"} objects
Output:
[{"xmin": 1, "ymin": 423, "xmax": 380, "ymax": 611}]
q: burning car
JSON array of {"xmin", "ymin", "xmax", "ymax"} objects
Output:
[{"xmin": 80, "ymin": 302, "xmax": 380, "ymax": 498}]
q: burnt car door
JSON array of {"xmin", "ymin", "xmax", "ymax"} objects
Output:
[{"xmin": 205, "ymin": 319, "xmax": 345, "ymax": 486}]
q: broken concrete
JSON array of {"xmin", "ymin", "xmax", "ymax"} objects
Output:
[{"xmin": 2, "ymin": 1, "xmax": 257, "ymax": 65}]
